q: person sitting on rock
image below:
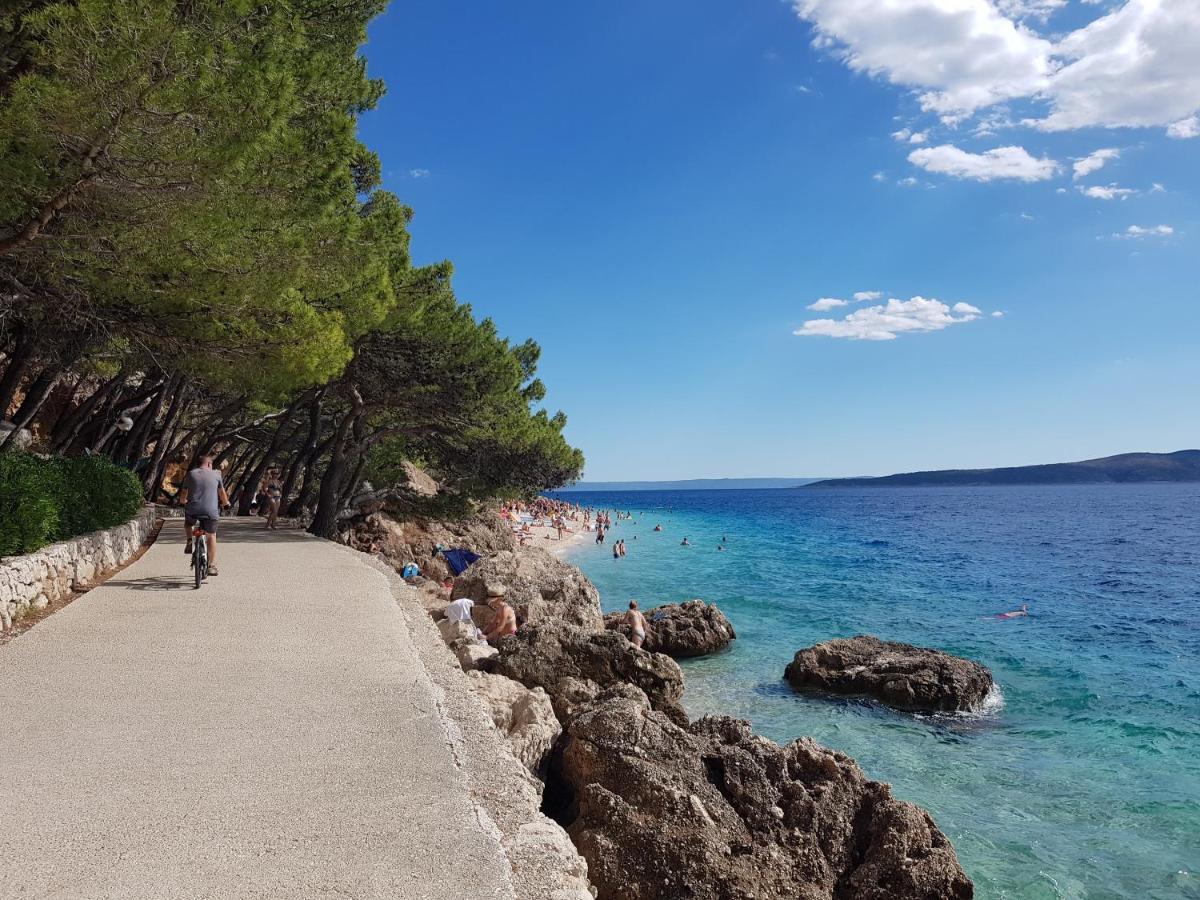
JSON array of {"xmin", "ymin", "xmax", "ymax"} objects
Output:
[
  {"xmin": 443, "ymin": 595, "xmax": 483, "ymax": 640},
  {"xmin": 482, "ymin": 585, "xmax": 517, "ymax": 645},
  {"xmin": 623, "ymin": 600, "xmax": 649, "ymax": 649}
]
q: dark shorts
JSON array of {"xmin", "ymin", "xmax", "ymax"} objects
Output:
[{"xmin": 185, "ymin": 514, "xmax": 219, "ymax": 535}]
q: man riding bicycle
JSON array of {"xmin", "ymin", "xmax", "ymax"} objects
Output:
[{"xmin": 177, "ymin": 455, "xmax": 229, "ymax": 576}]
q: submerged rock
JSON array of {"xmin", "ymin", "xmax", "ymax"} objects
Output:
[
  {"xmin": 555, "ymin": 686, "xmax": 973, "ymax": 900},
  {"xmin": 603, "ymin": 599, "xmax": 735, "ymax": 658},
  {"xmin": 454, "ymin": 548, "xmax": 602, "ymax": 630},
  {"xmin": 494, "ymin": 622, "xmax": 686, "ymax": 724},
  {"xmin": 784, "ymin": 635, "xmax": 993, "ymax": 713}
]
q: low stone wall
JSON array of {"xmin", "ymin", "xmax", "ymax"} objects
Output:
[{"xmin": 0, "ymin": 507, "xmax": 158, "ymax": 632}]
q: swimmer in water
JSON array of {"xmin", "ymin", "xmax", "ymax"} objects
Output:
[
  {"xmin": 654, "ymin": 524, "xmax": 663, "ymax": 532},
  {"xmin": 996, "ymin": 603, "xmax": 1029, "ymax": 619},
  {"xmin": 681, "ymin": 537, "xmax": 690, "ymax": 546}
]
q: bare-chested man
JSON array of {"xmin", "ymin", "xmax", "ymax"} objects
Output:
[
  {"xmin": 624, "ymin": 600, "xmax": 649, "ymax": 649},
  {"xmin": 482, "ymin": 585, "xmax": 517, "ymax": 645}
]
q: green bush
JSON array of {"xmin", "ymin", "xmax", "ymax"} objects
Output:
[
  {"xmin": 0, "ymin": 453, "xmax": 143, "ymax": 557},
  {"xmin": 53, "ymin": 456, "xmax": 144, "ymax": 539},
  {"xmin": 0, "ymin": 453, "xmax": 64, "ymax": 556}
]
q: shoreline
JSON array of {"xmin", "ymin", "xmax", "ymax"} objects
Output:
[{"xmin": 514, "ymin": 519, "xmax": 590, "ymax": 556}]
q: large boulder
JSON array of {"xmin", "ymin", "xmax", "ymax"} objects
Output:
[
  {"xmin": 555, "ymin": 686, "xmax": 973, "ymax": 900},
  {"xmin": 784, "ymin": 635, "xmax": 994, "ymax": 714},
  {"xmin": 454, "ymin": 549, "xmax": 602, "ymax": 630},
  {"xmin": 494, "ymin": 622, "xmax": 686, "ymax": 724},
  {"xmin": 604, "ymin": 599, "xmax": 735, "ymax": 658},
  {"xmin": 466, "ymin": 671, "xmax": 562, "ymax": 776},
  {"xmin": 341, "ymin": 509, "xmax": 515, "ymax": 583}
]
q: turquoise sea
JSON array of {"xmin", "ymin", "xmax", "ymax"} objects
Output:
[{"xmin": 551, "ymin": 485, "xmax": 1200, "ymax": 900}]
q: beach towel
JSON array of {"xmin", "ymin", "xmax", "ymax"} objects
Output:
[{"xmin": 442, "ymin": 548, "xmax": 480, "ymax": 575}]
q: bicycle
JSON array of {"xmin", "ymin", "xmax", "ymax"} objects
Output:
[{"xmin": 188, "ymin": 519, "xmax": 210, "ymax": 589}]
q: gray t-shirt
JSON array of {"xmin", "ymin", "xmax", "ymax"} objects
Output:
[{"xmin": 184, "ymin": 467, "xmax": 224, "ymax": 518}]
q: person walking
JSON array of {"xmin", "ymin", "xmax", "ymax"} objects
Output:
[{"xmin": 262, "ymin": 470, "xmax": 283, "ymax": 530}]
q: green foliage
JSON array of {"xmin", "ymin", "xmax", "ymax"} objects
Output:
[
  {"xmin": 2, "ymin": 0, "xmax": 585, "ymax": 519},
  {"xmin": 52, "ymin": 455, "xmax": 143, "ymax": 539},
  {"xmin": 0, "ymin": 451, "xmax": 62, "ymax": 555},
  {"xmin": 0, "ymin": 452, "xmax": 142, "ymax": 556},
  {"xmin": 0, "ymin": 0, "xmax": 395, "ymax": 397}
]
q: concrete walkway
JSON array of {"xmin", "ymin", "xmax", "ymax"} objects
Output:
[{"xmin": 0, "ymin": 519, "xmax": 515, "ymax": 899}]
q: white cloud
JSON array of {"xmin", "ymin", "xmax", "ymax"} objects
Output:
[
  {"xmin": 1020, "ymin": 212, "xmax": 1034, "ymax": 220},
  {"xmin": 1055, "ymin": 187, "xmax": 1067, "ymax": 194},
  {"xmin": 1150, "ymin": 182, "xmax": 1166, "ymax": 193},
  {"xmin": 1167, "ymin": 116, "xmax": 1199, "ymax": 138},
  {"xmin": 808, "ymin": 297, "xmax": 848, "ymax": 311},
  {"xmin": 1038, "ymin": 2, "xmax": 1200, "ymax": 132},
  {"xmin": 996, "ymin": 0, "xmax": 1066, "ymax": 22},
  {"xmin": 853, "ymin": 290, "xmax": 883, "ymax": 301},
  {"xmin": 909, "ymin": 131, "xmax": 929, "ymax": 144},
  {"xmin": 795, "ymin": 295, "xmax": 988, "ymax": 341},
  {"xmin": 1078, "ymin": 183, "xmax": 1135, "ymax": 200},
  {"xmin": 1072, "ymin": 148, "xmax": 1119, "ymax": 179},
  {"xmin": 796, "ymin": 84, "xmax": 814, "ymax": 94},
  {"xmin": 897, "ymin": 176, "xmax": 920, "ymax": 187},
  {"xmin": 991, "ymin": 310, "xmax": 1005, "ymax": 317},
  {"xmin": 793, "ymin": 0, "xmax": 1053, "ymax": 118},
  {"xmin": 908, "ymin": 144, "xmax": 1059, "ymax": 181},
  {"xmin": 791, "ymin": 0, "xmax": 1200, "ymax": 133},
  {"xmin": 1117, "ymin": 224, "xmax": 1174, "ymax": 238},
  {"xmin": 892, "ymin": 128, "xmax": 912, "ymax": 141},
  {"xmin": 872, "ymin": 170, "xmax": 886, "ymax": 182},
  {"xmin": 409, "ymin": 168, "xmax": 431, "ymax": 178}
]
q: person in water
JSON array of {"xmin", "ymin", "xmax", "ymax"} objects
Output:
[
  {"xmin": 653, "ymin": 524, "xmax": 663, "ymax": 532},
  {"xmin": 997, "ymin": 603, "xmax": 1030, "ymax": 619},
  {"xmin": 681, "ymin": 537, "xmax": 690, "ymax": 546},
  {"xmin": 624, "ymin": 600, "xmax": 649, "ymax": 649},
  {"xmin": 613, "ymin": 542, "xmax": 620, "ymax": 559}
]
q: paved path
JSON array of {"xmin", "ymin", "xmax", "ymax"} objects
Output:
[{"xmin": 0, "ymin": 519, "xmax": 515, "ymax": 899}]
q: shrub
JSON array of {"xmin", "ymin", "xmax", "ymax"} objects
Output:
[
  {"xmin": 0, "ymin": 453, "xmax": 143, "ymax": 557},
  {"xmin": 0, "ymin": 453, "xmax": 64, "ymax": 556},
  {"xmin": 52, "ymin": 456, "xmax": 144, "ymax": 539}
]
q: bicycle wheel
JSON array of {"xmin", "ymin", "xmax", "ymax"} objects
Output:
[{"xmin": 194, "ymin": 544, "xmax": 206, "ymax": 589}]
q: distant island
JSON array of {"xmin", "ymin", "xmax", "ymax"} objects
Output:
[
  {"xmin": 805, "ymin": 450, "xmax": 1200, "ymax": 488},
  {"xmin": 562, "ymin": 477, "xmax": 823, "ymax": 492}
]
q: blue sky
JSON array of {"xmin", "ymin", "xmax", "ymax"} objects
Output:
[{"xmin": 360, "ymin": 0, "xmax": 1199, "ymax": 479}]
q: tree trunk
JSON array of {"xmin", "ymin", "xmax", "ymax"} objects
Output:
[
  {"xmin": 52, "ymin": 369, "xmax": 126, "ymax": 451},
  {"xmin": 337, "ymin": 452, "xmax": 368, "ymax": 511},
  {"xmin": 0, "ymin": 367, "xmax": 60, "ymax": 451},
  {"xmin": 236, "ymin": 396, "xmax": 305, "ymax": 515},
  {"xmin": 0, "ymin": 327, "xmax": 33, "ymax": 420},
  {"xmin": 308, "ymin": 409, "xmax": 358, "ymax": 538},
  {"xmin": 114, "ymin": 378, "xmax": 166, "ymax": 465},
  {"xmin": 143, "ymin": 378, "xmax": 187, "ymax": 497},
  {"xmin": 281, "ymin": 392, "xmax": 324, "ymax": 505}
]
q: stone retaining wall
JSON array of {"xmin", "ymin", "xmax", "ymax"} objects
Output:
[{"xmin": 0, "ymin": 508, "xmax": 158, "ymax": 632}]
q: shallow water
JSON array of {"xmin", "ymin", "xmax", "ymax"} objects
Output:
[{"xmin": 553, "ymin": 485, "xmax": 1200, "ymax": 900}]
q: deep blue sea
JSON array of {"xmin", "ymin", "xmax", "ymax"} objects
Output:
[{"xmin": 550, "ymin": 485, "xmax": 1200, "ymax": 900}]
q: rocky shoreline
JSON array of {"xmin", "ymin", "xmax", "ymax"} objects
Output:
[{"xmin": 345, "ymin": 509, "xmax": 976, "ymax": 898}]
